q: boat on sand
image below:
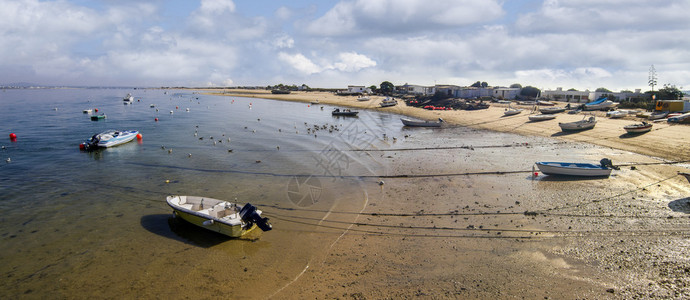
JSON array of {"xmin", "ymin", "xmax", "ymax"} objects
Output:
[
  {"xmin": 167, "ymin": 195, "xmax": 272, "ymax": 238},
  {"xmin": 559, "ymin": 116, "xmax": 596, "ymax": 131},
  {"xmin": 539, "ymin": 107, "xmax": 566, "ymax": 114},
  {"xmin": 623, "ymin": 122, "xmax": 652, "ymax": 134},
  {"xmin": 503, "ymin": 106, "xmax": 523, "ymax": 116},
  {"xmin": 535, "ymin": 158, "xmax": 614, "ymax": 177},
  {"xmin": 401, "ymin": 117, "xmax": 444, "ymax": 127},
  {"xmin": 679, "ymin": 172, "xmax": 690, "ymax": 184},
  {"xmin": 528, "ymin": 114, "xmax": 556, "ymax": 122},
  {"xmin": 380, "ymin": 98, "xmax": 397, "ymax": 107}
]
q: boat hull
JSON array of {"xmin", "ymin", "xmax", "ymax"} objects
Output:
[
  {"xmin": 559, "ymin": 122, "xmax": 595, "ymax": 131},
  {"xmin": 536, "ymin": 162, "xmax": 612, "ymax": 177},
  {"xmin": 624, "ymin": 123, "xmax": 652, "ymax": 134},
  {"xmin": 504, "ymin": 109, "xmax": 523, "ymax": 116},
  {"xmin": 528, "ymin": 114, "xmax": 556, "ymax": 121},
  {"xmin": 401, "ymin": 118, "xmax": 443, "ymax": 127},
  {"xmin": 97, "ymin": 130, "xmax": 139, "ymax": 147},
  {"xmin": 539, "ymin": 107, "xmax": 566, "ymax": 114},
  {"xmin": 680, "ymin": 172, "xmax": 690, "ymax": 184}
]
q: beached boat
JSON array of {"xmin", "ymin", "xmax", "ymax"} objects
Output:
[
  {"xmin": 606, "ymin": 110, "xmax": 627, "ymax": 119},
  {"xmin": 401, "ymin": 117, "xmax": 444, "ymax": 127},
  {"xmin": 539, "ymin": 107, "xmax": 566, "ymax": 114},
  {"xmin": 535, "ymin": 159, "xmax": 614, "ymax": 177},
  {"xmin": 90, "ymin": 113, "xmax": 106, "ymax": 121},
  {"xmin": 559, "ymin": 116, "xmax": 596, "ymax": 131},
  {"xmin": 310, "ymin": 100, "xmax": 320, "ymax": 105},
  {"xmin": 166, "ymin": 195, "xmax": 272, "ymax": 238},
  {"xmin": 624, "ymin": 122, "xmax": 653, "ymax": 134},
  {"xmin": 80, "ymin": 130, "xmax": 138, "ymax": 150},
  {"xmin": 537, "ymin": 100, "xmax": 556, "ymax": 106},
  {"xmin": 271, "ymin": 89, "xmax": 291, "ymax": 94},
  {"xmin": 528, "ymin": 114, "xmax": 557, "ymax": 122},
  {"xmin": 504, "ymin": 107, "xmax": 523, "ymax": 116},
  {"xmin": 667, "ymin": 112, "xmax": 690, "ymax": 124},
  {"xmin": 380, "ymin": 98, "xmax": 397, "ymax": 107},
  {"xmin": 648, "ymin": 111, "xmax": 668, "ymax": 120},
  {"xmin": 357, "ymin": 96, "xmax": 370, "ymax": 101},
  {"xmin": 332, "ymin": 108, "xmax": 359, "ymax": 116},
  {"xmin": 583, "ymin": 98, "xmax": 617, "ymax": 111},
  {"xmin": 123, "ymin": 93, "xmax": 134, "ymax": 103},
  {"xmin": 679, "ymin": 172, "xmax": 690, "ymax": 184}
]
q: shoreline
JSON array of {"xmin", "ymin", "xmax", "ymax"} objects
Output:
[{"xmin": 201, "ymin": 89, "xmax": 690, "ymax": 163}]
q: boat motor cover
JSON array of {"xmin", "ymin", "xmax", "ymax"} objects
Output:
[
  {"xmin": 599, "ymin": 158, "xmax": 618, "ymax": 170},
  {"xmin": 239, "ymin": 203, "xmax": 273, "ymax": 231}
]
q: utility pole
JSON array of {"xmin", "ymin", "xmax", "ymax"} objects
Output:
[{"xmin": 648, "ymin": 65, "xmax": 657, "ymax": 92}]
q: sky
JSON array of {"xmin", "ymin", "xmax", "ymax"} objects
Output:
[{"xmin": 1, "ymin": 0, "xmax": 689, "ymax": 91}]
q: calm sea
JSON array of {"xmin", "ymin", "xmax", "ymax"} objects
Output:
[{"xmin": 0, "ymin": 88, "xmax": 440, "ymax": 298}]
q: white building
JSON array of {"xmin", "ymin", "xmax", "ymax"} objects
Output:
[{"xmin": 347, "ymin": 85, "xmax": 371, "ymax": 94}]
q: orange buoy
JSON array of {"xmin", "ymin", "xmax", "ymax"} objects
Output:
[{"xmin": 136, "ymin": 133, "xmax": 142, "ymax": 140}]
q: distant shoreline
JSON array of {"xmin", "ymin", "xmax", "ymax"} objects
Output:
[{"xmin": 199, "ymin": 88, "xmax": 690, "ymax": 162}]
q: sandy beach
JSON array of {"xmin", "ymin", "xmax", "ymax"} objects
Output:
[{"xmin": 198, "ymin": 89, "xmax": 690, "ymax": 298}]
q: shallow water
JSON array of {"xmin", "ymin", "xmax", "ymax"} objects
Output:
[{"xmin": 0, "ymin": 88, "xmax": 657, "ymax": 298}]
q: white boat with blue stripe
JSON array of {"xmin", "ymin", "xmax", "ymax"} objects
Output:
[
  {"xmin": 81, "ymin": 130, "xmax": 139, "ymax": 151},
  {"xmin": 535, "ymin": 159, "xmax": 614, "ymax": 177}
]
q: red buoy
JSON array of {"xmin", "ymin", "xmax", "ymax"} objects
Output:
[
  {"xmin": 154, "ymin": 118, "xmax": 158, "ymax": 122},
  {"xmin": 79, "ymin": 143, "xmax": 85, "ymax": 150},
  {"xmin": 9, "ymin": 133, "xmax": 17, "ymax": 141},
  {"xmin": 136, "ymin": 134, "xmax": 142, "ymax": 140},
  {"xmin": 534, "ymin": 172, "xmax": 539, "ymax": 177},
  {"xmin": 95, "ymin": 108, "xmax": 98, "ymax": 112}
]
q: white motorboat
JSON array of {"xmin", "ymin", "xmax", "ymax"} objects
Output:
[
  {"xmin": 123, "ymin": 93, "xmax": 134, "ymax": 103},
  {"xmin": 167, "ymin": 195, "xmax": 272, "ymax": 238},
  {"xmin": 648, "ymin": 111, "xmax": 669, "ymax": 120},
  {"xmin": 380, "ymin": 98, "xmax": 397, "ymax": 107},
  {"xmin": 667, "ymin": 112, "xmax": 690, "ymax": 124},
  {"xmin": 606, "ymin": 110, "xmax": 627, "ymax": 119},
  {"xmin": 357, "ymin": 96, "xmax": 370, "ymax": 101},
  {"xmin": 332, "ymin": 108, "xmax": 359, "ymax": 116},
  {"xmin": 80, "ymin": 130, "xmax": 139, "ymax": 150},
  {"xmin": 401, "ymin": 117, "xmax": 444, "ymax": 127},
  {"xmin": 528, "ymin": 114, "xmax": 557, "ymax": 122},
  {"xmin": 583, "ymin": 98, "xmax": 617, "ymax": 111},
  {"xmin": 559, "ymin": 116, "xmax": 596, "ymax": 131},
  {"xmin": 535, "ymin": 159, "xmax": 614, "ymax": 177},
  {"xmin": 623, "ymin": 122, "xmax": 653, "ymax": 134}
]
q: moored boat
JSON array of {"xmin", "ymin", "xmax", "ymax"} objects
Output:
[
  {"xmin": 123, "ymin": 93, "xmax": 134, "ymax": 103},
  {"xmin": 535, "ymin": 159, "xmax": 614, "ymax": 177},
  {"xmin": 332, "ymin": 108, "xmax": 359, "ymax": 116},
  {"xmin": 539, "ymin": 107, "xmax": 566, "ymax": 114},
  {"xmin": 401, "ymin": 117, "xmax": 444, "ymax": 127},
  {"xmin": 357, "ymin": 96, "xmax": 370, "ymax": 101},
  {"xmin": 90, "ymin": 113, "xmax": 106, "ymax": 121},
  {"xmin": 624, "ymin": 122, "xmax": 652, "ymax": 134},
  {"xmin": 80, "ymin": 130, "xmax": 139, "ymax": 150},
  {"xmin": 166, "ymin": 195, "xmax": 272, "ymax": 238},
  {"xmin": 559, "ymin": 116, "xmax": 596, "ymax": 131},
  {"xmin": 83, "ymin": 109, "xmax": 93, "ymax": 114},
  {"xmin": 380, "ymin": 98, "xmax": 397, "ymax": 107},
  {"xmin": 528, "ymin": 114, "xmax": 557, "ymax": 122}
]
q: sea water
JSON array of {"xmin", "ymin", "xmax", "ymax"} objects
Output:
[{"xmin": 0, "ymin": 88, "xmax": 433, "ymax": 298}]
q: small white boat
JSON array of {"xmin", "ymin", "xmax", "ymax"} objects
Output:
[
  {"xmin": 80, "ymin": 130, "xmax": 139, "ymax": 150},
  {"xmin": 606, "ymin": 110, "xmax": 627, "ymax": 119},
  {"xmin": 166, "ymin": 195, "xmax": 272, "ymax": 238},
  {"xmin": 648, "ymin": 111, "xmax": 669, "ymax": 120},
  {"xmin": 583, "ymin": 98, "xmax": 617, "ymax": 111},
  {"xmin": 401, "ymin": 117, "xmax": 444, "ymax": 127},
  {"xmin": 357, "ymin": 96, "xmax": 370, "ymax": 101},
  {"xmin": 332, "ymin": 108, "xmax": 359, "ymax": 116},
  {"xmin": 539, "ymin": 107, "xmax": 566, "ymax": 114},
  {"xmin": 537, "ymin": 100, "xmax": 556, "ymax": 106},
  {"xmin": 123, "ymin": 93, "xmax": 134, "ymax": 103},
  {"xmin": 310, "ymin": 100, "xmax": 320, "ymax": 105},
  {"xmin": 624, "ymin": 122, "xmax": 652, "ymax": 134},
  {"xmin": 535, "ymin": 159, "xmax": 614, "ymax": 177},
  {"xmin": 667, "ymin": 112, "xmax": 690, "ymax": 124},
  {"xmin": 504, "ymin": 106, "xmax": 523, "ymax": 116},
  {"xmin": 528, "ymin": 114, "xmax": 557, "ymax": 122},
  {"xmin": 380, "ymin": 98, "xmax": 397, "ymax": 107},
  {"xmin": 83, "ymin": 109, "xmax": 93, "ymax": 114},
  {"xmin": 559, "ymin": 116, "xmax": 596, "ymax": 131}
]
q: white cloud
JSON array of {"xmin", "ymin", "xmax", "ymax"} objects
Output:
[
  {"xmin": 304, "ymin": 0, "xmax": 504, "ymax": 36},
  {"xmin": 332, "ymin": 52, "xmax": 377, "ymax": 72},
  {"xmin": 278, "ymin": 52, "xmax": 323, "ymax": 74}
]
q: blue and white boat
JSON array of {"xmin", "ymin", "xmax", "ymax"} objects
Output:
[
  {"xmin": 535, "ymin": 159, "xmax": 614, "ymax": 177},
  {"xmin": 583, "ymin": 97, "xmax": 617, "ymax": 111},
  {"xmin": 81, "ymin": 130, "xmax": 139, "ymax": 151}
]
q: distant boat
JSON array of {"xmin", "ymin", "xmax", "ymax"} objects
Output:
[
  {"xmin": 648, "ymin": 111, "xmax": 669, "ymax": 120},
  {"xmin": 503, "ymin": 104, "xmax": 523, "ymax": 116},
  {"xmin": 90, "ymin": 113, "xmax": 106, "ymax": 121},
  {"xmin": 537, "ymin": 100, "xmax": 556, "ymax": 106},
  {"xmin": 357, "ymin": 96, "xmax": 370, "ymax": 101},
  {"xmin": 310, "ymin": 100, "xmax": 320, "ymax": 105},
  {"xmin": 583, "ymin": 97, "xmax": 617, "ymax": 111},
  {"xmin": 667, "ymin": 112, "xmax": 690, "ymax": 124},
  {"xmin": 679, "ymin": 172, "xmax": 690, "ymax": 184},
  {"xmin": 539, "ymin": 107, "xmax": 566, "ymax": 114},
  {"xmin": 80, "ymin": 129, "xmax": 138, "ymax": 150},
  {"xmin": 271, "ymin": 89, "xmax": 291, "ymax": 94},
  {"xmin": 380, "ymin": 98, "xmax": 397, "ymax": 107},
  {"xmin": 528, "ymin": 114, "xmax": 556, "ymax": 122},
  {"xmin": 535, "ymin": 159, "xmax": 614, "ymax": 177},
  {"xmin": 624, "ymin": 122, "xmax": 653, "ymax": 134},
  {"xmin": 559, "ymin": 116, "xmax": 596, "ymax": 131},
  {"xmin": 167, "ymin": 195, "xmax": 272, "ymax": 238},
  {"xmin": 83, "ymin": 109, "xmax": 93, "ymax": 114},
  {"xmin": 123, "ymin": 93, "xmax": 134, "ymax": 103},
  {"xmin": 332, "ymin": 108, "xmax": 359, "ymax": 116},
  {"xmin": 401, "ymin": 117, "xmax": 444, "ymax": 127}
]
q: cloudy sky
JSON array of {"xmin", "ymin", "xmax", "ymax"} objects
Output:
[{"xmin": 2, "ymin": 0, "xmax": 689, "ymax": 91}]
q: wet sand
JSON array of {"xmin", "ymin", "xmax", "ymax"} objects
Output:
[{"xmin": 200, "ymin": 89, "xmax": 690, "ymax": 298}]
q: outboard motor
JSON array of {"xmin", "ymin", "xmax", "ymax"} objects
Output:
[
  {"xmin": 81, "ymin": 134, "xmax": 100, "ymax": 151},
  {"xmin": 239, "ymin": 203, "xmax": 272, "ymax": 231},
  {"xmin": 600, "ymin": 158, "xmax": 618, "ymax": 170}
]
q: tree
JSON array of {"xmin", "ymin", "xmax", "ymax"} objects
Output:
[
  {"xmin": 369, "ymin": 85, "xmax": 378, "ymax": 93},
  {"xmin": 595, "ymin": 87, "xmax": 612, "ymax": 93},
  {"xmin": 481, "ymin": 81, "xmax": 488, "ymax": 88},
  {"xmin": 567, "ymin": 88, "xmax": 578, "ymax": 91},
  {"xmin": 510, "ymin": 83, "xmax": 522, "ymax": 89},
  {"xmin": 520, "ymin": 86, "xmax": 540, "ymax": 98},
  {"xmin": 379, "ymin": 81, "xmax": 394, "ymax": 95},
  {"xmin": 656, "ymin": 84, "xmax": 684, "ymax": 100},
  {"xmin": 470, "ymin": 81, "xmax": 481, "ymax": 88}
]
